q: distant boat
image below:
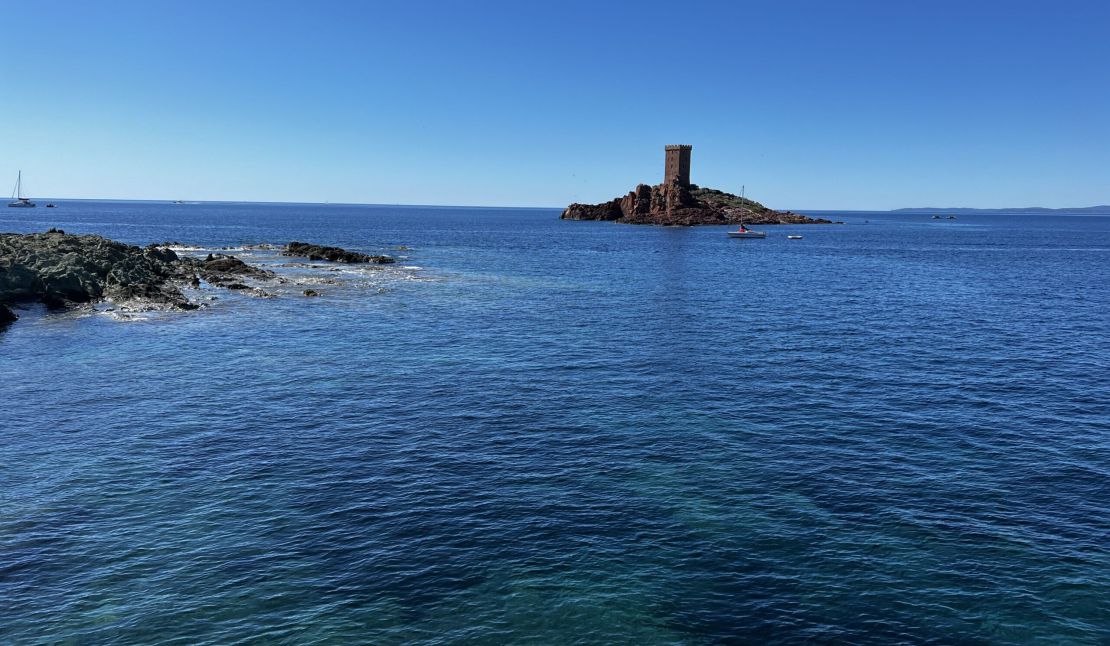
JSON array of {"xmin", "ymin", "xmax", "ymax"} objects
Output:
[
  {"xmin": 947, "ymin": 215, "xmax": 957, "ymax": 219},
  {"xmin": 728, "ymin": 185, "xmax": 766, "ymax": 239},
  {"xmin": 787, "ymin": 235, "xmax": 803, "ymax": 240},
  {"xmin": 45, "ymin": 203, "xmax": 56, "ymax": 208},
  {"xmin": 172, "ymin": 200, "xmax": 185, "ymax": 204},
  {"xmin": 932, "ymin": 215, "xmax": 941, "ymax": 219},
  {"xmin": 8, "ymin": 171, "xmax": 35, "ymax": 208}
]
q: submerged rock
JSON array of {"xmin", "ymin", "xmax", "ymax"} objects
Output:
[
  {"xmin": 284, "ymin": 241, "xmax": 395, "ymax": 264},
  {"xmin": 0, "ymin": 303, "xmax": 17, "ymax": 326},
  {"xmin": 562, "ymin": 181, "xmax": 833, "ymax": 226}
]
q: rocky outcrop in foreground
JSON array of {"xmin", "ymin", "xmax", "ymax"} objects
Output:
[
  {"xmin": 0, "ymin": 230, "xmax": 397, "ymax": 327},
  {"xmin": 562, "ymin": 181, "xmax": 833, "ymax": 226},
  {"xmin": 283, "ymin": 242, "xmax": 395, "ymax": 264},
  {"xmin": 0, "ymin": 230, "xmax": 197, "ymax": 310}
]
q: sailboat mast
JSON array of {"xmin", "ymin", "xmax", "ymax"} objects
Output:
[{"xmin": 740, "ymin": 184, "xmax": 745, "ymax": 226}]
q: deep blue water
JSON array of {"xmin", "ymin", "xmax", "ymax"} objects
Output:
[{"xmin": 2, "ymin": 202, "xmax": 1108, "ymax": 644}]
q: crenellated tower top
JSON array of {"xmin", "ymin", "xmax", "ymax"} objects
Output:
[{"xmin": 664, "ymin": 145, "xmax": 692, "ymax": 186}]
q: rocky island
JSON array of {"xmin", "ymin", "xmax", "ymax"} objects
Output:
[
  {"xmin": 0, "ymin": 230, "xmax": 396, "ymax": 328},
  {"xmin": 562, "ymin": 145, "xmax": 834, "ymax": 226}
]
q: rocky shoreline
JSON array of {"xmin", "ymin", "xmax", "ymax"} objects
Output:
[
  {"xmin": 0, "ymin": 230, "xmax": 397, "ymax": 328},
  {"xmin": 562, "ymin": 181, "xmax": 835, "ymax": 226}
]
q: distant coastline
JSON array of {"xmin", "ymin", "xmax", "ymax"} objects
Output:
[
  {"xmin": 4, "ymin": 197, "xmax": 562, "ymax": 211},
  {"xmin": 890, "ymin": 205, "xmax": 1110, "ymax": 215},
  {"xmin": 8, "ymin": 197, "xmax": 1109, "ymax": 215}
]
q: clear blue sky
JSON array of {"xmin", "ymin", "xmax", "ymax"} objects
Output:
[{"xmin": 3, "ymin": 0, "xmax": 1108, "ymax": 209}]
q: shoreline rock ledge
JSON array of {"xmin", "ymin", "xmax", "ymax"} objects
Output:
[
  {"xmin": 561, "ymin": 181, "xmax": 833, "ymax": 226},
  {"xmin": 1, "ymin": 230, "xmax": 199, "ymax": 312},
  {"xmin": 0, "ymin": 230, "xmax": 399, "ymax": 328}
]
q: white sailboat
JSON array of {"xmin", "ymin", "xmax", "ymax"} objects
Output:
[
  {"xmin": 8, "ymin": 171, "xmax": 35, "ymax": 208},
  {"xmin": 727, "ymin": 185, "xmax": 765, "ymax": 238}
]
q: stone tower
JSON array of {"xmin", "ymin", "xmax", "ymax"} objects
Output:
[{"xmin": 664, "ymin": 144, "xmax": 692, "ymax": 186}]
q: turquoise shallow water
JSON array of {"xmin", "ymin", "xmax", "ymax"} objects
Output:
[{"xmin": 1, "ymin": 202, "xmax": 1108, "ymax": 644}]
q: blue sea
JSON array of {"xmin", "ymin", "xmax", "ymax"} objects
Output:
[{"xmin": 2, "ymin": 202, "xmax": 1108, "ymax": 644}]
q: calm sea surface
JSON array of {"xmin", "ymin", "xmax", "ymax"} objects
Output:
[{"xmin": 2, "ymin": 202, "xmax": 1108, "ymax": 644}]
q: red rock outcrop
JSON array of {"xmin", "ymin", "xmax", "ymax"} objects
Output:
[{"xmin": 562, "ymin": 181, "xmax": 832, "ymax": 226}]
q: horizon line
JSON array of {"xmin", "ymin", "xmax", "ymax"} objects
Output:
[{"xmin": 10, "ymin": 196, "xmax": 1110, "ymax": 213}]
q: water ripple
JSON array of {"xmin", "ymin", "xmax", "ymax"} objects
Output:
[{"xmin": 2, "ymin": 205, "xmax": 1109, "ymax": 643}]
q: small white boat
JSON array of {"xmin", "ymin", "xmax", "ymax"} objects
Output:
[
  {"xmin": 8, "ymin": 171, "xmax": 35, "ymax": 208},
  {"xmin": 787, "ymin": 235, "xmax": 803, "ymax": 240}
]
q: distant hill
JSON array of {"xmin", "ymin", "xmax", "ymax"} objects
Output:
[{"xmin": 892, "ymin": 206, "xmax": 1110, "ymax": 215}]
